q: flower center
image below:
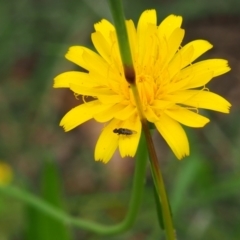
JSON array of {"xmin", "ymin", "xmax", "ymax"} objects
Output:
[{"xmin": 135, "ymin": 70, "xmax": 156, "ymax": 109}]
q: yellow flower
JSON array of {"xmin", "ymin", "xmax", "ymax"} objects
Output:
[
  {"xmin": 0, "ymin": 162, "xmax": 13, "ymax": 185},
  {"xmin": 54, "ymin": 10, "xmax": 231, "ymax": 163}
]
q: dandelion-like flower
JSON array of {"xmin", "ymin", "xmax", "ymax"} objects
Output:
[
  {"xmin": 54, "ymin": 10, "xmax": 231, "ymax": 163},
  {"xmin": 0, "ymin": 161, "xmax": 13, "ymax": 185}
]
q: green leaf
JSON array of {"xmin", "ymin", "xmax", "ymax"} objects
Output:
[
  {"xmin": 170, "ymin": 155, "xmax": 203, "ymax": 215},
  {"xmin": 24, "ymin": 158, "xmax": 72, "ymax": 240}
]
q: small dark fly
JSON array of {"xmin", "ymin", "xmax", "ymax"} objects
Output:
[{"xmin": 113, "ymin": 128, "xmax": 137, "ymax": 136}]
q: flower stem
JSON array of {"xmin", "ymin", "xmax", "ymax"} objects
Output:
[
  {"xmin": 107, "ymin": 0, "xmax": 133, "ymax": 67},
  {"xmin": 107, "ymin": 0, "xmax": 136, "ymax": 84},
  {"xmin": 132, "ymin": 85, "xmax": 175, "ymax": 239},
  {"xmin": 107, "ymin": 1, "xmax": 175, "ymax": 238},
  {"xmin": 0, "ymin": 134, "xmax": 147, "ymax": 235},
  {"xmin": 142, "ymin": 119, "xmax": 176, "ymax": 240}
]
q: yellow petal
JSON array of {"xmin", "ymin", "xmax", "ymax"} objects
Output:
[
  {"xmin": 92, "ymin": 25, "xmax": 121, "ymax": 73},
  {"xmin": 70, "ymin": 83, "xmax": 113, "ymax": 97},
  {"xmin": 94, "ymin": 119, "xmax": 119, "ymax": 163},
  {"xmin": 168, "ymin": 44, "xmax": 194, "ymax": 79},
  {"xmin": 88, "ymin": 69, "xmax": 120, "ymax": 86},
  {"xmin": 65, "ymin": 46, "xmax": 96, "ymax": 70},
  {"xmin": 97, "ymin": 94, "xmax": 124, "ymax": 104},
  {"xmin": 185, "ymin": 91, "xmax": 231, "ymax": 113},
  {"xmin": 126, "ymin": 19, "xmax": 137, "ymax": 62},
  {"xmin": 152, "ymin": 100, "xmax": 174, "ymax": 109},
  {"xmin": 137, "ymin": 9, "xmax": 157, "ymax": 32},
  {"xmin": 118, "ymin": 118, "xmax": 141, "ymax": 158},
  {"xmin": 65, "ymin": 46, "xmax": 108, "ymax": 73},
  {"xmin": 178, "ymin": 59, "xmax": 231, "ymax": 82},
  {"xmin": 145, "ymin": 106, "xmax": 160, "ymax": 122},
  {"xmin": 94, "ymin": 19, "xmax": 115, "ymax": 44},
  {"xmin": 91, "ymin": 31, "xmax": 112, "ymax": 64},
  {"xmin": 168, "ymin": 90, "xmax": 231, "ymax": 113},
  {"xmin": 182, "ymin": 40, "xmax": 213, "ymax": 63},
  {"xmin": 169, "ymin": 71, "xmax": 214, "ymax": 92},
  {"xmin": 170, "ymin": 59, "xmax": 230, "ymax": 91},
  {"xmin": 54, "ymin": 71, "xmax": 94, "ymax": 88},
  {"xmin": 164, "ymin": 106, "xmax": 210, "ymax": 127},
  {"xmin": 93, "ymin": 104, "xmax": 126, "ymax": 122},
  {"xmin": 81, "ymin": 49, "xmax": 109, "ymax": 73},
  {"xmin": 163, "ymin": 28, "xmax": 185, "ymax": 67},
  {"xmin": 158, "ymin": 15, "xmax": 182, "ymax": 39},
  {"xmin": 168, "ymin": 40, "xmax": 213, "ymax": 79},
  {"xmin": 114, "ymin": 104, "xmax": 136, "ymax": 121},
  {"xmin": 60, "ymin": 101, "xmax": 108, "ymax": 131},
  {"xmin": 137, "ymin": 10, "xmax": 157, "ymax": 66},
  {"xmin": 155, "ymin": 113, "xmax": 189, "ymax": 159},
  {"xmin": 139, "ymin": 25, "xmax": 158, "ymax": 67}
]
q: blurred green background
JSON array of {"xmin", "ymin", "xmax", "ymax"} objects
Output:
[{"xmin": 0, "ymin": 0, "xmax": 240, "ymax": 239}]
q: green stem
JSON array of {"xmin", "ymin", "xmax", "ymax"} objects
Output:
[
  {"xmin": 107, "ymin": 0, "xmax": 133, "ymax": 68},
  {"xmin": 0, "ymin": 134, "xmax": 147, "ymax": 235},
  {"xmin": 131, "ymin": 83, "xmax": 175, "ymax": 239},
  {"xmin": 108, "ymin": 1, "xmax": 175, "ymax": 237},
  {"xmin": 142, "ymin": 120, "xmax": 175, "ymax": 240}
]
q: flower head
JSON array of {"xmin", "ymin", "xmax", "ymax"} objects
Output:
[
  {"xmin": 0, "ymin": 161, "xmax": 13, "ymax": 185},
  {"xmin": 54, "ymin": 10, "xmax": 231, "ymax": 163}
]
